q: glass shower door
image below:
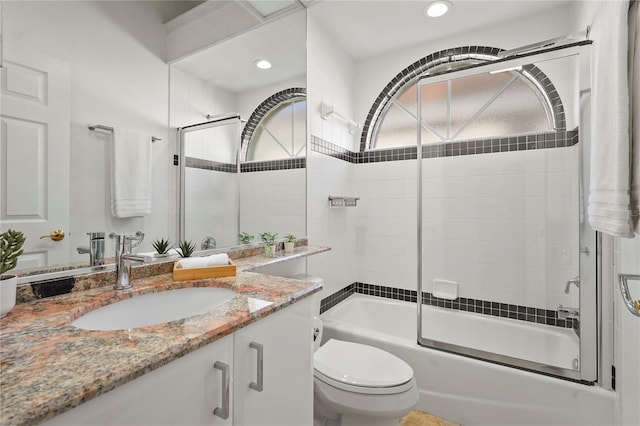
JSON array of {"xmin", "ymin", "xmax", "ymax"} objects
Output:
[{"xmin": 416, "ymin": 45, "xmax": 596, "ymax": 382}]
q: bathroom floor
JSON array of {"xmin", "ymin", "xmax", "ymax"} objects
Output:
[{"xmin": 401, "ymin": 410, "xmax": 460, "ymax": 426}]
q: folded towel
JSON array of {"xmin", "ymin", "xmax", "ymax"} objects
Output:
[
  {"xmin": 588, "ymin": 1, "xmax": 634, "ymax": 237},
  {"xmin": 111, "ymin": 128, "xmax": 152, "ymax": 218},
  {"xmin": 175, "ymin": 253, "xmax": 230, "ymax": 269}
]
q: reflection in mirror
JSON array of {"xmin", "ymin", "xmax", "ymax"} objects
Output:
[
  {"xmin": 171, "ymin": 9, "xmax": 307, "ymax": 249},
  {"xmin": 1, "ymin": 1, "xmax": 199, "ymax": 275}
]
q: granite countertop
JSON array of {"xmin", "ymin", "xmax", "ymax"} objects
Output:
[{"xmin": 0, "ymin": 245, "xmax": 329, "ymax": 426}]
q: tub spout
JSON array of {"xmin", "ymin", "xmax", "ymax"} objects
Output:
[{"xmin": 564, "ymin": 276, "xmax": 580, "ymax": 294}]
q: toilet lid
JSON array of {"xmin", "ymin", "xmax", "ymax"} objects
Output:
[{"xmin": 314, "ymin": 339, "xmax": 413, "ymax": 389}]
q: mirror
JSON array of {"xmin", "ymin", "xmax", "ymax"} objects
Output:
[
  {"xmin": 1, "ymin": 1, "xmax": 306, "ymax": 278},
  {"xmin": 170, "ymin": 9, "xmax": 307, "ymax": 250}
]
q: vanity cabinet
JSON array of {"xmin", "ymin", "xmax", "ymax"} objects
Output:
[
  {"xmin": 44, "ymin": 334, "xmax": 235, "ymax": 426},
  {"xmin": 233, "ymin": 298, "xmax": 314, "ymax": 426},
  {"xmin": 42, "ymin": 297, "xmax": 313, "ymax": 426}
]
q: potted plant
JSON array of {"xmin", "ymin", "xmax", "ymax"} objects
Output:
[
  {"xmin": 1, "ymin": 229, "xmax": 25, "ymax": 318},
  {"xmin": 152, "ymin": 238, "xmax": 172, "ymax": 257},
  {"xmin": 238, "ymin": 232, "xmax": 255, "ymax": 245},
  {"xmin": 177, "ymin": 240, "xmax": 196, "ymax": 258},
  {"xmin": 260, "ymin": 232, "xmax": 278, "ymax": 257},
  {"xmin": 284, "ymin": 234, "xmax": 297, "ymax": 254}
]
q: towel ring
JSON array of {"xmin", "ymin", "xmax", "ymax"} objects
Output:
[{"xmin": 618, "ymin": 274, "xmax": 640, "ymax": 317}]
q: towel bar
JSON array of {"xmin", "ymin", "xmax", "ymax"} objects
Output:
[
  {"xmin": 618, "ymin": 274, "xmax": 640, "ymax": 317},
  {"xmin": 88, "ymin": 124, "xmax": 162, "ymax": 142}
]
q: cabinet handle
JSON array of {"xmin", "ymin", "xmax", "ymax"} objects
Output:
[
  {"xmin": 213, "ymin": 361, "xmax": 230, "ymax": 419},
  {"xmin": 249, "ymin": 342, "xmax": 263, "ymax": 392}
]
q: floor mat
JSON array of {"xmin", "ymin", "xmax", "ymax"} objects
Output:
[{"xmin": 400, "ymin": 410, "xmax": 460, "ymax": 426}]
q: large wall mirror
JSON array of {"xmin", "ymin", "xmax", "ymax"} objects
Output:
[
  {"xmin": 1, "ymin": 1, "xmax": 306, "ymax": 279},
  {"xmin": 170, "ymin": 9, "xmax": 307, "ymax": 250}
]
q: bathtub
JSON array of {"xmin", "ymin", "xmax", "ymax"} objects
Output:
[{"xmin": 320, "ymin": 294, "xmax": 614, "ymax": 426}]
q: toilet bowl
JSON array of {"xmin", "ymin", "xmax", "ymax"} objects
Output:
[{"xmin": 313, "ymin": 317, "xmax": 418, "ymax": 426}]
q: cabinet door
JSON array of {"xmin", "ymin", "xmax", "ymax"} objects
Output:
[
  {"xmin": 233, "ymin": 297, "xmax": 314, "ymax": 426},
  {"xmin": 44, "ymin": 334, "xmax": 234, "ymax": 426}
]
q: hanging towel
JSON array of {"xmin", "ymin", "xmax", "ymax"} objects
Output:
[
  {"xmin": 111, "ymin": 128, "xmax": 152, "ymax": 218},
  {"xmin": 630, "ymin": 0, "xmax": 640, "ymax": 233},
  {"xmin": 588, "ymin": 0, "xmax": 634, "ymax": 237}
]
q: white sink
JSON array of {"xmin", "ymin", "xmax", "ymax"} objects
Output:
[{"xmin": 72, "ymin": 287, "xmax": 236, "ymax": 331}]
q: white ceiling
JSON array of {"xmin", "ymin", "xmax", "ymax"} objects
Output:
[
  {"xmin": 171, "ymin": 0, "xmax": 571, "ymax": 93},
  {"xmin": 310, "ymin": 0, "xmax": 571, "ymax": 60},
  {"xmin": 172, "ymin": 9, "xmax": 306, "ymax": 93}
]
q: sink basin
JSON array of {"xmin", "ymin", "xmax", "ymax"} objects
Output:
[{"xmin": 72, "ymin": 287, "xmax": 236, "ymax": 331}]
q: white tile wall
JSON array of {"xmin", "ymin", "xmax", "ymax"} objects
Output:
[{"xmin": 239, "ymin": 168, "xmax": 306, "ymax": 239}]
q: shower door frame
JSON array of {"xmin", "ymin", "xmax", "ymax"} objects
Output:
[
  {"xmin": 416, "ymin": 43, "xmax": 597, "ymax": 383},
  {"xmin": 177, "ymin": 114, "xmax": 242, "ymax": 245}
]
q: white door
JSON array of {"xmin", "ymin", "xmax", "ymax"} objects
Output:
[{"xmin": 1, "ymin": 44, "xmax": 70, "ymax": 270}]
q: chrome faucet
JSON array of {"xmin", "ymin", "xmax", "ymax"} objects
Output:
[
  {"xmin": 111, "ymin": 232, "xmax": 147, "ymax": 290},
  {"xmin": 565, "ymin": 276, "xmax": 580, "ymax": 294},
  {"xmin": 77, "ymin": 232, "xmax": 105, "ymax": 267}
]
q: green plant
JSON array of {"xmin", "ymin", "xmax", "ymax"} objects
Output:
[
  {"xmin": 177, "ymin": 240, "xmax": 196, "ymax": 258},
  {"xmin": 284, "ymin": 234, "xmax": 297, "ymax": 243},
  {"xmin": 260, "ymin": 232, "xmax": 278, "ymax": 245},
  {"xmin": 238, "ymin": 232, "xmax": 255, "ymax": 244},
  {"xmin": 152, "ymin": 238, "xmax": 172, "ymax": 255},
  {"xmin": 1, "ymin": 229, "xmax": 25, "ymax": 277}
]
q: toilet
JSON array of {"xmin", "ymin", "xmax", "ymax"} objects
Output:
[{"xmin": 312, "ymin": 316, "xmax": 418, "ymax": 426}]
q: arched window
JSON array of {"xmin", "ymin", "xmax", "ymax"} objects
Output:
[
  {"xmin": 241, "ymin": 88, "xmax": 306, "ymax": 161},
  {"xmin": 362, "ymin": 46, "xmax": 565, "ymax": 151}
]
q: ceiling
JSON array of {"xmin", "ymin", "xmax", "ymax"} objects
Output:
[
  {"xmin": 169, "ymin": 0, "xmax": 571, "ymax": 93},
  {"xmin": 310, "ymin": 0, "xmax": 571, "ymax": 60}
]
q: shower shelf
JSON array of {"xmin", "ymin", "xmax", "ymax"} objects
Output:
[{"xmin": 328, "ymin": 196, "xmax": 359, "ymax": 208}]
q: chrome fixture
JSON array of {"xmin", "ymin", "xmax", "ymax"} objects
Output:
[
  {"xmin": 111, "ymin": 232, "xmax": 146, "ymax": 290},
  {"xmin": 617, "ymin": 274, "xmax": 640, "ymax": 317},
  {"xmin": 328, "ymin": 195, "xmax": 360, "ymax": 208},
  {"xmin": 558, "ymin": 306, "xmax": 580, "ymax": 320},
  {"xmin": 565, "ymin": 276, "xmax": 580, "ymax": 294},
  {"xmin": 201, "ymin": 236, "xmax": 217, "ymax": 250},
  {"xmin": 88, "ymin": 124, "xmax": 162, "ymax": 142},
  {"xmin": 77, "ymin": 232, "xmax": 105, "ymax": 267}
]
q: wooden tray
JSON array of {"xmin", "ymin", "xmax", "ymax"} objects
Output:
[{"xmin": 173, "ymin": 261, "xmax": 236, "ymax": 281}]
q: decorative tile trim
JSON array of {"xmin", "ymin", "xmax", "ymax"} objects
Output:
[
  {"xmin": 312, "ymin": 129, "xmax": 578, "ymax": 165},
  {"xmin": 240, "ymin": 87, "xmax": 306, "ymax": 161},
  {"xmin": 185, "ymin": 157, "xmax": 237, "ymax": 173},
  {"xmin": 320, "ymin": 282, "xmax": 578, "ymax": 330},
  {"xmin": 240, "ymin": 157, "xmax": 306, "ymax": 173},
  {"xmin": 360, "ymin": 45, "xmax": 566, "ymax": 152}
]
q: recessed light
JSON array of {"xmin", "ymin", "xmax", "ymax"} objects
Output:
[
  {"xmin": 254, "ymin": 59, "xmax": 272, "ymax": 70},
  {"xmin": 424, "ymin": 0, "xmax": 452, "ymax": 18}
]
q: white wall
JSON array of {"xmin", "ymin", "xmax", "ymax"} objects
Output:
[
  {"xmin": 4, "ymin": 1, "xmax": 173, "ymax": 262},
  {"xmin": 306, "ymin": 13, "xmax": 358, "ymax": 298},
  {"xmin": 239, "ymin": 168, "xmax": 306, "ymax": 239}
]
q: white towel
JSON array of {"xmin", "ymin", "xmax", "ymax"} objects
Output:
[
  {"xmin": 175, "ymin": 253, "xmax": 230, "ymax": 269},
  {"xmin": 111, "ymin": 128, "xmax": 152, "ymax": 218},
  {"xmin": 630, "ymin": 0, "xmax": 640, "ymax": 233},
  {"xmin": 588, "ymin": 0, "xmax": 634, "ymax": 237}
]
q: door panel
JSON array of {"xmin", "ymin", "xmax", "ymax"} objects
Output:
[{"xmin": 1, "ymin": 44, "xmax": 70, "ymax": 270}]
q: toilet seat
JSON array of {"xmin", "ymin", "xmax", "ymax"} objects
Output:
[{"xmin": 313, "ymin": 339, "xmax": 414, "ymax": 395}]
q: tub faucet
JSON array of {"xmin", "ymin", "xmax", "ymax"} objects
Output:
[
  {"xmin": 558, "ymin": 305, "xmax": 580, "ymax": 320},
  {"xmin": 111, "ymin": 232, "xmax": 147, "ymax": 290},
  {"xmin": 564, "ymin": 276, "xmax": 580, "ymax": 294}
]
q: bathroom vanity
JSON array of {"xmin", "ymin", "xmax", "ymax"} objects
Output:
[{"xmin": 0, "ymin": 245, "xmax": 328, "ymax": 426}]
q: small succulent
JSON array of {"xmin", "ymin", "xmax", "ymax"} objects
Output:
[
  {"xmin": 1, "ymin": 229, "xmax": 25, "ymax": 277},
  {"xmin": 284, "ymin": 234, "xmax": 297, "ymax": 243},
  {"xmin": 238, "ymin": 232, "xmax": 255, "ymax": 244},
  {"xmin": 260, "ymin": 232, "xmax": 278, "ymax": 245},
  {"xmin": 152, "ymin": 238, "xmax": 172, "ymax": 255},
  {"xmin": 177, "ymin": 240, "xmax": 196, "ymax": 258}
]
